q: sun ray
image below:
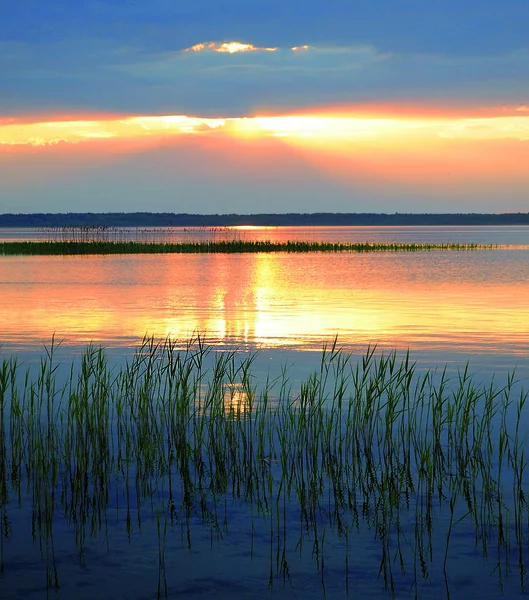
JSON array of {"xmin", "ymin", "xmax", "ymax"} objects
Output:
[{"xmin": 1, "ymin": 108, "xmax": 527, "ymax": 187}]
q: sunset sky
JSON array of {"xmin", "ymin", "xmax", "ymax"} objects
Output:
[{"xmin": 1, "ymin": 1, "xmax": 528, "ymax": 214}]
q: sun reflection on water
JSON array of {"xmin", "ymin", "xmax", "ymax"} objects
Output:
[{"xmin": 1, "ymin": 251, "xmax": 528, "ymax": 359}]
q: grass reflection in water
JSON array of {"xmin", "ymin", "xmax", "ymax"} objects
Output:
[{"xmin": 0, "ymin": 336, "xmax": 528, "ymax": 598}]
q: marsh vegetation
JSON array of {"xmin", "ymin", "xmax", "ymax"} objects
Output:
[
  {"xmin": 0, "ymin": 239, "xmax": 501, "ymax": 256},
  {"xmin": 1, "ymin": 337, "xmax": 528, "ymax": 598}
]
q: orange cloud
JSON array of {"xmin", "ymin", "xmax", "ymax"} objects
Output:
[
  {"xmin": 184, "ymin": 41, "xmax": 278, "ymax": 54},
  {"xmin": 0, "ymin": 115, "xmax": 227, "ymax": 147},
  {"xmin": 3, "ymin": 110, "xmax": 528, "ymax": 147},
  {"xmin": 245, "ymin": 110, "xmax": 529, "ymax": 186},
  {"xmin": 1, "ymin": 108, "xmax": 527, "ymax": 188},
  {"xmin": 182, "ymin": 41, "xmax": 315, "ymax": 54}
]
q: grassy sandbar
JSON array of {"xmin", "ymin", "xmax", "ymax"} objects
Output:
[{"xmin": 0, "ymin": 239, "xmax": 502, "ymax": 255}]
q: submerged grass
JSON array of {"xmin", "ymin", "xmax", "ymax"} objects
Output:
[
  {"xmin": 0, "ymin": 337, "xmax": 528, "ymax": 598},
  {"xmin": 0, "ymin": 239, "xmax": 502, "ymax": 256}
]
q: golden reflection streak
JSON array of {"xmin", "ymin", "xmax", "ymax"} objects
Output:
[
  {"xmin": 1, "ymin": 254, "xmax": 528, "ymax": 354},
  {"xmin": 223, "ymin": 384, "xmax": 251, "ymax": 417}
]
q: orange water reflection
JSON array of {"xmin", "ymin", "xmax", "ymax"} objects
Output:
[{"xmin": 1, "ymin": 252, "xmax": 528, "ymax": 355}]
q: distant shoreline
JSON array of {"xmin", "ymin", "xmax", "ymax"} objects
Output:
[{"xmin": 1, "ymin": 212, "xmax": 529, "ymax": 227}]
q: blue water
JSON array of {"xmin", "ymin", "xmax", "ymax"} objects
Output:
[{"xmin": 1, "ymin": 226, "xmax": 529, "ymax": 599}]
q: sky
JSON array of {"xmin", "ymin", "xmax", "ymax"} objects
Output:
[{"xmin": 1, "ymin": 0, "xmax": 528, "ymax": 214}]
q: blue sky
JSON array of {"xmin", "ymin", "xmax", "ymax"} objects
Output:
[
  {"xmin": 2, "ymin": 0, "xmax": 528, "ymax": 115},
  {"xmin": 1, "ymin": 0, "xmax": 528, "ymax": 213},
  {"xmin": 3, "ymin": 0, "xmax": 527, "ymax": 53}
]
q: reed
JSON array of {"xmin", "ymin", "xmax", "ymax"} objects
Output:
[
  {"xmin": 0, "ymin": 239, "xmax": 502, "ymax": 256},
  {"xmin": 0, "ymin": 336, "xmax": 528, "ymax": 597}
]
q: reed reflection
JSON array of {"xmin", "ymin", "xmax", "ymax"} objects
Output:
[
  {"xmin": 1, "ymin": 252, "xmax": 528, "ymax": 355},
  {"xmin": 223, "ymin": 383, "xmax": 251, "ymax": 417}
]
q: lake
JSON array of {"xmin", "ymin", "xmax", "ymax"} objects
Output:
[{"xmin": 1, "ymin": 225, "xmax": 529, "ymax": 599}]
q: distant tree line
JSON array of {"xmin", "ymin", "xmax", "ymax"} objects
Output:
[{"xmin": 1, "ymin": 212, "xmax": 529, "ymax": 227}]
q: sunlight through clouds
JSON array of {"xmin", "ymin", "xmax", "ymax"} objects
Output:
[
  {"xmin": 1, "ymin": 1, "xmax": 527, "ymax": 213},
  {"xmin": 2, "ymin": 111, "xmax": 529, "ymax": 147},
  {"xmin": 184, "ymin": 41, "xmax": 279, "ymax": 53},
  {"xmin": 438, "ymin": 116, "xmax": 529, "ymax": 140},
  {"xmin": 120, "ymin": 115, "xmax": 227, "ymax": 132}
]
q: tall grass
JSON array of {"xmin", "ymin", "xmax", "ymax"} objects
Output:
[
  {"xmin": 0, "ymin": 240, "xmax": 502, "ymax": 256},
  {"xmin": 0, "ymin": 336, "xmax": 528, "ymax": 597}
]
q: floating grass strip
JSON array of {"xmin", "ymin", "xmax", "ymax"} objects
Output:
[
  {"xmin": 0, "ymin": 239, "xmax": 503, "ymax": 256},
  {"xmin": 1, "ymin": 337, "xmax": 528, "ymax": 597}
]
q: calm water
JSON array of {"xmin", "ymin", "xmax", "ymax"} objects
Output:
[
  {"xmin": 1, "ymin": 228, "xmax": 528, "ymax": 374},
  {"xmin": 1, "ymin": 226, "xmax": 529, "ymax": 599},
  {"xmin": 2, "ymin": 224, "xmax": 529, "ymax": 246}
]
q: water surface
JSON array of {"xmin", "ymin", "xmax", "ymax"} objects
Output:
[
  {"xmin": 1, "ymin": 245, "xmax": 528, "ymax": 374},
  {"xmin": 1, "ymin": 226, "xmax": 529, "ymax": 599},
  {"xmin": 2, "ymin": 224, "xmax": 529, "ymax": 245}
]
